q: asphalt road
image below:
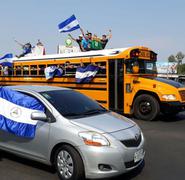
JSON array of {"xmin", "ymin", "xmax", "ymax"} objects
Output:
[{"xmin": 0, "ymin": 113, "xmax": 185, "ymax": 180}]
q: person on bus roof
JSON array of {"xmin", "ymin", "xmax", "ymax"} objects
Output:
[
  {"xmin": 16, "ymin": 42, "xmax": 32, "ymax": 58},
  {"xmin": 68, "ymin": 28, "xmax": 85, "ymax": 51},
  {"xmin": 101, "ymin": 29, "xmax": 112, "ymax": 49}
]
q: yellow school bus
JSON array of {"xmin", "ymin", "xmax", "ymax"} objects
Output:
[{"xmin": 1, "ymin": 46, "xmax": 185, "ymax": 121}]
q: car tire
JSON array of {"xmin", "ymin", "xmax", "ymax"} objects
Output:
[
  {"xmin": 54, "ymin": 145, "xmax": 85, "ymax": 180},
  {"xmin": 133, "ymin": 94, "xmax": 160, "ymax": 121}
]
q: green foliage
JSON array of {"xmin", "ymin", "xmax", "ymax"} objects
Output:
[
  {"xmin": 176, "ymin": 52, "xmax": 185, "ymax": 65},
  {"xmin": 168, "ymin": 55, "xmax": 176, "ymax": 62},
  {"xmin": 177, "ymin": 64, "xmax": 185, "ymax": 74}
]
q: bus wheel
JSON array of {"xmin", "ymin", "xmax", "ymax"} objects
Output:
[
  {"xmin": 54, "ymin": 145, "xmax": 85, "ymax": 180},
  {"xmin": 133, "ymin": 94, "xmax": 160, "ymax": 121}
]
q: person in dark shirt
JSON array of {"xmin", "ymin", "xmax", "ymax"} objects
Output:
[
  {"xmin": 68, "ymin": 28, "xmax": 85, "ymax": 51},
  {"xmin": 16, "ymin": 42, "xmax": 32, "ymax": 58},
  {"xmin": 101, "ymin": 29, "xmax": 112, "ymax": 49},
  {"xmin": 68, "ymin": 34, "xmax": 83, "ymax": 51}
]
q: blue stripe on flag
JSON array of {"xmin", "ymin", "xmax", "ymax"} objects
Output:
[
  {"xmin": 0, "ymin": 115, "xmax": 37, "ymax": 138},
  {"xmin": 0, "ymin": 53, "xmax": 13, "ymax": 60},
  {"xmin": 75, "ymin": 64, "xmax": 99, "ymax": 83},
  {"xmin": 0, "ymin": 53, "xmax": 13, "ymax": 67},
  {"xmin": 58, "ymin": 14, "xmax": 80, "ymax": 33},
  {"xmin": 0, "ymin": 87, "xmax": 45, "ymax": 138}
]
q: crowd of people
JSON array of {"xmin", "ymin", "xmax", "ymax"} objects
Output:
[
  {"xmin": 68, "ymin": 28, "xmax": 112, "ymax": 52},
  {"xmin": 14, "ymin": 28, "xmax": 112, "ymax": 58}
]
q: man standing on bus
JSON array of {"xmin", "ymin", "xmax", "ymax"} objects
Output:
[{"xmin": 101, "ymin": 29, "xmax": 112, "ymax": 49}]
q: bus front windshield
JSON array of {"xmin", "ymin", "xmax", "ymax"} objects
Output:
[{"xmin": 126, "ymin": 59, "xmax": 157, "ymax": 74}]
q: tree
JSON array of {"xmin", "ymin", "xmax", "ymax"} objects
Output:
[
  {"xmin": 176, "ymin": 51, "xmax": 185, "ymax": 65},
  {"xmin": 168, "ymin": 52, "xmax": 185, "ymax": 74},
  {"xmin": 168, "ymin": 55, "xmax": 176, "ymax": 62}
]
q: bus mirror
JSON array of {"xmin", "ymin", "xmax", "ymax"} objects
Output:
[{"xmin": 132, "ymin": 65, "xmax": 139, "ymax": 74}]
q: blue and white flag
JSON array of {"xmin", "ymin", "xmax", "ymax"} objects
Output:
[
  {"xmin": 44, "ymin": 66, "xmax": 63, "ymax": 80},
  {"xmin": 75, "ymin": 64, "xmax": 99, "ymax": 83},
  {"xmin": 0, "ymin": 53, "xmax": 13, "ymax": 67},
  {"xmin": 0, "ymin": 87, "xmax": 45, "ymax": 138},
  {"xmin": 58, "ymin": 14, "xmax": 80, "ymax": 33}
]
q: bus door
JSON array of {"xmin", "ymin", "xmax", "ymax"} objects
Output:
[{"xmin": 108, "ymin": 59, "xmax": 124, "ymax": 113}]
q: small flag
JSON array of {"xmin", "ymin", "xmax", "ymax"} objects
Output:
[
  {"xmin": 0, "ymin": 53, "xmax": 13, "ymax": 67},
  {"xmin": 0, "ymin": 87, "xmax": 45, "ymax": 138},
  {"xmin": 75, "ymin": 64, "xmax": 99, "ymax": 83},
  {"xmin": 58, "ymin": 14, "xmax": 80, "ymax": 33},
  {"xmin": 44, "ymin": 66, "xmax": 63, "ymax": 80}
]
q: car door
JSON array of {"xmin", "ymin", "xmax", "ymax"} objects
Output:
[{"xmin": 0, "ymin": 92, "xmax": 53, "ymax": 162}]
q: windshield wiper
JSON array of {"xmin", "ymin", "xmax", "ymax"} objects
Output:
[
  {"xmin": 63, "ymin": 113, "xmax": 81, "ymax": 117},
  {"xmin": 83, "ymin": 109, "xmax": 107, "ymax": 115}
]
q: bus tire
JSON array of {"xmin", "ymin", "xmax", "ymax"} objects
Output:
[
  {"xmin": 133, "ymin": 94, "xmax": 160, "ymax": 121},
  {"xmin": 54, "ymin": 145, "xmax": 85, "ymax": 180}
]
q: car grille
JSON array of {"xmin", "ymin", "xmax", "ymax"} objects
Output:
[
  {"xmin": 120, "ymin": 134, "xmax": 142, "ymax": 147},
  {"xmin": 179, "ymin": 90, "xmax": 185, "ymax": 101}
]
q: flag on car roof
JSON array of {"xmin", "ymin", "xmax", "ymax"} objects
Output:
[
  {"xmin": 0, "ymin": 87, "xmax": 45, "ymax": 138},
  {"xmin": 0, "ymin": 53, "xmax": 13, "ymax": 67},
  {"xmin": 75, "ymin": 64, "xmax": 99, "ymax": 83},
  {"xmin": 44, "ymin": 66, "xmax": 63, "ymax": 80},
  {"xmin": 58, "ymin": 14, "xmax": 80, "ymax": 33}
]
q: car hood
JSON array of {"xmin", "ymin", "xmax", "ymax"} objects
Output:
[{"xmin": 70, "ymin": 111, "xmax": 136, "ymax": 133}]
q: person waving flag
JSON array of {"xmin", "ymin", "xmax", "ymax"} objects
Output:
[{"xmin": 58, "ymin": 14, "xmax": 80, "ymax": 33}]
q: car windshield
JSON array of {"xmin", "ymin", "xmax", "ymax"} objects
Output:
[{"xmin": 40, "ymin": 90, "xmax": 107, "ymax": 119}]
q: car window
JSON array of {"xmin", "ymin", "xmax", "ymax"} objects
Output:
[
  {"xmin": 40, "ymin": 90, "xmax": 107, "ymax": 119},
  {"xmin": 17, "ymin": 91, "xmax": 54, "ymax": 122}
]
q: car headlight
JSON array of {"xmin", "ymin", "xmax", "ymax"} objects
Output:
[
  {"xmin": 162, "ymin": 94, "xmax": 176, "ymax": 100},
  {"xmin": 79, "ymin": 131, "xmax": 110, "ymax": 147}
]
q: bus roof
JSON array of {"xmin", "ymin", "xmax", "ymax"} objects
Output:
[{"xmin": 12, "ymin": 47, "xmax": 130, "ymax": 62}]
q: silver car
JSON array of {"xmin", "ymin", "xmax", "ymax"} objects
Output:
[{"xmin": 0, "ymin": 85, "xmax": 145, "ymax": 180}]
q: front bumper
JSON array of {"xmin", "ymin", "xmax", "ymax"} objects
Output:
[
  {"xmin": 77, "ymin": 134, "xmax": 145, "ymax": 179},
  {"xmin": 161, "ymin": 101, "xmax": 185, "ymax": 113}
]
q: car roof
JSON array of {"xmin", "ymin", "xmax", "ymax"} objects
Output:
[{"xmin": 6, "ymin": 85, "xmax": 70, "ymax": 93}]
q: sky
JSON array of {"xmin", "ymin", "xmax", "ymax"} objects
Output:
[{"xmin": 0, "ymin": 0, "xmax": 185, "ymax": 62}]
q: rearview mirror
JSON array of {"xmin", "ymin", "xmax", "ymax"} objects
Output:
[
  {"xmin": 132, "ymin": 65, "xmax": 139, "ymax": 74},
  {"xmin": 31, "ymin": 111, "xmax": 47, "ymax": 121}
]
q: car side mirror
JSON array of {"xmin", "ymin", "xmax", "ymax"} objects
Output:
[{"xmin": 31, "ymin": 111, "xmax": 47, "ymax": 121}]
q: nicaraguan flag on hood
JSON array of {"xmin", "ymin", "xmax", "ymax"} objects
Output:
[
  {"xmin": 75, "ymin": 64, "xmax": 99, "ymax": 83},
  {"xmin": 0, "ymin": 53, "xmax": 13, "ymax": 67},
  {"xmin": 58, "ymin": 14, "xmax": 80, "ymax": 33},
  {"xmin": 0, "ymin": 87, "xmax": 45, "ymax": 138}
]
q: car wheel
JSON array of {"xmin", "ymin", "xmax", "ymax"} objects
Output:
[
  {"xmin": 133, "ymin": 94, "xmax": 160, "ymax": 121},
  {"xmin": 54, "ymin": 145, "xmax": 85, "ymax": 180}
]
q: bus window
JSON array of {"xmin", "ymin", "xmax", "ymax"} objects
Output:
[
  {"xmin": 97, "ymin": 62, "xmax": 106, "ymax": 75},
  {"xmin": 39, "ymin": 65, "xmax": 46, "ymax": 76},
  {"xmin": 125, "ymin": 60, "xmax": 157, "ymax": 74},
  {"xmin": 0, "ymin": 66, "xmax": 3, "ymax": 76},
  {"xmin": 31, "ymin": 65, "xmax": 37, "ymax": 76},
  {"xmin": 64, "ymin": 62, "xmax": 77, "ymax": 75},
  {"xmin": 23, "ymin": 66, "xmax": 29, "ymax": 76},
  {"xmin": 15, "ymin": 66, "xmax": 22, "ymax": 76}
]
